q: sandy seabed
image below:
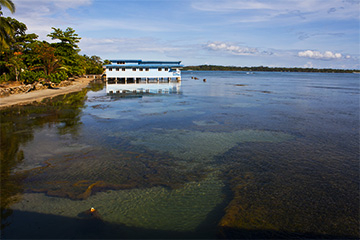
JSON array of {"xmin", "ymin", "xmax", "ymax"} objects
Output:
[{"xmin": 0, "ymin": 78, "xmax": 94, "ymax": 109}]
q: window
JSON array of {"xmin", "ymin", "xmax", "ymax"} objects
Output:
[
  {"xmin": 109, "ymin": 68, "xmax": 113, "ymax": 71},
  {"xmin": 122, "ymin": 68, "xmax": 126, "ymax": 71},
  {"xmin": 116, "ymin": 68, "xmax": 119, "ymax": 71},
  {"xmin": 117, "ymin": 61, "xmax": 125, "ymax": 64},
  {"xmin": 132, "ymin": 68, "xmax": 137, "ymax": 71},
  {"xmin": 158, "ymin": 68, "xmax": 162, "ymax": 71},
  {"xmin": 165, "ymin": 68, "xmax": 169, "ymax": 71},
  {"xmin": 139, "ymin": 68, "xmax": 143, "ymax": 71},
  {"xmin": 145, "ymin": 68, "xmax": 149, "ymax": 71}
]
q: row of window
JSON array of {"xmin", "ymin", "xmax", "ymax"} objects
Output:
[{"xmin": 108, "ymin": 68, "xmax": 169, "ymax": 72}]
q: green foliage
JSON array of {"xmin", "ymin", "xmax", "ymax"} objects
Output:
[
  {"xmin": 0, "ymin": 16, "xmax": 13, "ymax": 49},
  {"xmin": 0, "ymin": 0, "xmax": 16, "ymax": 13},
  {"xmin": 20, "ymin": 71, "xmax": 68, "ymax": 84},
  {"xmin": 47, "ymin": 27, "xmax": 82, "ymax": 77},
  {"xmin": 47, "ymin": 27, "xmax": 80, "ymax": 49},
  {"xmin": 0, "ymin": 72, "xmax": 14, "ymax": 83},
  {"xmin": 49, "ymin": 71, "xmax": 68, "ymax": 84},
  {"xmin": 83, "ymin": 55, "xmax": 104, "ymax": 74},
  {"xmin": 29, "ymin": 41, "xmax": 63, "ymax": 75},
  {"xmin": 20, "ymin": 70, "xmax": 46, "ymax": 84},
  {"xmin": 1, "ymin": 21, "xmax": 105, "ymax": 83},
  {"xmin": 0, "ymin": 0, "xmax": 16, "ymax": 49},
  {"xmin": 103, "ymin": 59, "xmax": 111, "ymax": 65},
  {"xmin": 1, "ymin": 9, "xmax": 105, "ymax": 83}
]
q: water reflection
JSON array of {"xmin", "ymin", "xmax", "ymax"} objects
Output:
[
  {"xmin": 0, "ymin": 88, "xmax": 90, "ymax": 230},
  {"xmin": 1, "ymin": 73, "xmax": 359, "ymax": 239},
  {"xmin": 106, "ymin": 82, "xmax": 181, "ymax": 97}
]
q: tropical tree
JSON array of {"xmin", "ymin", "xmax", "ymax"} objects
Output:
[
  {"xmin": 0, "ymin": 0, "xmax": 15, "ymax": 12},
  {"xmin": 83, "ymin": 55, "xmax": 104, "ymax": 74},
  {"xmin": 0, "ymin": 0, "xmax": 15, "ymax": 50},
  {"xmin": 47, "ymin": 27, "xmax": 83, "ymax": 76},
  {"xmin": 30, "ymin": 41, "xmax": 62, "ymax": 76},
  {"xmin": 0, "ymin": 17, "xmax": 34, "ymax": 82}
]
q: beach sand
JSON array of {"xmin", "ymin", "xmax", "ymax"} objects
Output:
[{"xmin": 0, "ymin": 78, "xmax": 94, "ymax": 109}]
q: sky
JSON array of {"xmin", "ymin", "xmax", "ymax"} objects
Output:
[{"xmin": 4, "ymin": 0, "xmax": 360, "ymax": 69}]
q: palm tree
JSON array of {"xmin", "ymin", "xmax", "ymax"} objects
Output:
[
  {"xmin": 0, "ymin": 0, "xmax": 15, "ymax": 50},
  {"xmin": 0, "ymin": 0, "xmax": 15, "ymax": 13}
]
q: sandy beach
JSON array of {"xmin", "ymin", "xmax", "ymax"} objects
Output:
[{"xmin": 0, "ymin": 78, "xmax": 94, "ymax": 109}]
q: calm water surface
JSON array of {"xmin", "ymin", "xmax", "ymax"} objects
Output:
[{"xmin": 1, "ymin": 71, "xmax": 359, "ymax": 239}]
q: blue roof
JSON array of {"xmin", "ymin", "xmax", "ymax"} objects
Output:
[
  {"xmin": 108, "ymin": 59, "xmax": 182, "ymax": 65},
  {"xmin": 104, "ymin": 64, "xmax": 183, "ymax": 68},
  {"xmin": 110, "ymin": 60, "xmax": 141, "ymax": 62}
]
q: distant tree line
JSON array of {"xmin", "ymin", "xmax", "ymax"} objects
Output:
[
  {"xmin": 0, "ymin": 0, "xmax": 105, "ymax": 84},
  {"xmin": 183, "ymin": 65, "xmax": 358, "ymax": 73}
]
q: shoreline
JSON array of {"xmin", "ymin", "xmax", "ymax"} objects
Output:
[{"xmin": 0, "ymin": 78, "xmax": 94, "ymax": 109}]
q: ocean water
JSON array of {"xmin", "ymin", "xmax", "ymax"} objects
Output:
[{"xmin": 1, "ymin": 71, "xmax": 359, "ymax": 239}]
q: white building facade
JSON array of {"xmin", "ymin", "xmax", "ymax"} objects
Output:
[{"xmin": 104, "ymin": 59, "xmax": 183, "ymax": 83}]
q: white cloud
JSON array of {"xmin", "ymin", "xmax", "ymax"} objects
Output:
[
  {"xmin": 192, "ymin": 0, "xmax": 360, "ymax": 21},
  {"xmin": 206, "ymin": 42, "xmax": 259, "ymax": 55},
  {"xmin": 14, "ymin": 0, "xmax": 92, "ymax": 11},
  {"xmin": 304, "ymin": 61, "xmax": 313, "ymax": 68},
  {"xmin": 298, "ymin": 50, "xmax": 342, "ymax": 60},
  {"xmin": 192, "ymin": 0, "xmax": 273, "ymax": 12},
  {"xmin": 79, "ymin": 37, "xmax": 185, "ymax": 58},
  {"xmin": 52, "ymin": 0, "xmax": 92, "ymax": 9},
  {"xmin": 8, "ymin": 0, "xmax": 93, "ymax": 40}
]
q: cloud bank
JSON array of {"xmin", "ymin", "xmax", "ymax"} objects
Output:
[
  {"xmin": 206, "ymin": 42, "xmax": 259, "ymax": 55},
  {"xmin": 298, "ymin": 50, "xmax": 342, "ymax": 60}
]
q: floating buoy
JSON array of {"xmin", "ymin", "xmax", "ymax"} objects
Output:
[
  {"xmin": 203, "ymin": 79, "xmax": 206, "ymax": 82},
  {"xmin": 78, "ymin": 207, "xmax": 102, "ymax": 221}
]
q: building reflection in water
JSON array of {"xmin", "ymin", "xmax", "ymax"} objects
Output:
[{"xmin": 106, "ymin": 81, "xmax": 181, "ymax": 98}]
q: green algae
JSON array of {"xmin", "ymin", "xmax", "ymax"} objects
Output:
[
  {"xmin": 127, "ymin": 129, "xmax": 294, "ymax": 162},
  {"xmin": 1, "ymin": 89, "xmax": 89, "ymax": 213},
  {"xmin": 11, "ymin": 127, "xmax": 206, "ymax": 200},
  {"xmin": 217, "ymin": 140, "xmax": 360, "ymax": 238},
  {"xmin": 11, "ymin": 173, "xmax": 225, "ymax": 232}
]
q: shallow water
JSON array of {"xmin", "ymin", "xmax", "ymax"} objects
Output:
[{"xmin": 1, "ymin": 72, "xmax": 359, "ymax": 239}]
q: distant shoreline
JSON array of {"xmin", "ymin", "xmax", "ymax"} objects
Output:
[
  {"xmin": 0, "ymin": 77, "xmax": 94, "ymax": 109},
  {"xmin": 183, "ymin": 65, "xmax": 359, "ymax": 73}
]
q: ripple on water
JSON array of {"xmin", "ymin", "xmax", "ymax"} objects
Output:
[
  {"xmin": 126, "ymin": 129, "xmax": 294, "ymax": 163},
  {"xmin": 11, "ymin": 173, "xmax": 225, "ymax": 232}
]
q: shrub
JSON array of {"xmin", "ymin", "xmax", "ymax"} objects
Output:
[
  {"xmin": 21, "ymin": 71, "xmax": 46, "ymax": 84},
  {"xmin": 49, "ymin": 71, "xmax": 68, "ymax": 84}
]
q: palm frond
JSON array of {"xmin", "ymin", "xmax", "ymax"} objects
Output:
[
  {"xmin": 0, "ymin": 16, "xmax": 14, "ymax": 49},
  {"xmin": 0, "ymin": 0, "xmax": 15, "ymax": 13}
]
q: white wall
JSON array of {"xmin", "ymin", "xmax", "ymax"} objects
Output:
[{"xmin": 106, "ymin": 68, "xmax": 180, "ymax": 78}]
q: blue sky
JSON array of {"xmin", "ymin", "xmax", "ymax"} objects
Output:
[{"xmin": 5, "ymin": 0, "xmax": 360, "ymax": 69}]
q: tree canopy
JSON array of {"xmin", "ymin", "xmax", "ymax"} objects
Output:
[
  {"xmin": 0, "ymin": 1, "xmax": 106, "ymax": 84},
  {"xmin": 47, "ymin": 27, "xmax": 81, "ymax": 49},
  {"xmin": 1, "ymin": 17, "xmax": 105, "ymax": 83},
  {"xmin": 0, "ymin": 0, "xmax": 16, "ymax": 49}
]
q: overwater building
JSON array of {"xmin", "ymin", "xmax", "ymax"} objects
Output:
[
  {"xmin": 104, "ymin": 59, "xmax": 183, "ymax": 83},
  {"xmin": 103, "ymin": 59, "xmax": 183, "ymax": 95}
]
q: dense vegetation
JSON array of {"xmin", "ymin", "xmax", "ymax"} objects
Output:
[
  {"xmin": 0, "ymin": 0, "xmax": 104, "ymax": 84},
  {"xmin": 183, "ymin": 65, "xmax": 358, "ymax": 73}
]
